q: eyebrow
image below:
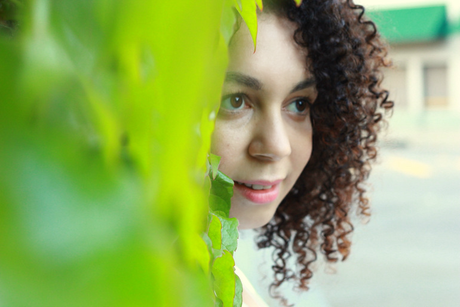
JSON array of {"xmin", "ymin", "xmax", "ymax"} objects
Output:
[
  {"xmin": 289, "ymin": 78, "xmax": 316, "ymax": 94},
  {"xmin": 224, "ymin": 71, "xmax": 316, "ymax": 93},
  {"xmin": 225, "ymin": 72, "xmax": 262, "ymax": 91}
]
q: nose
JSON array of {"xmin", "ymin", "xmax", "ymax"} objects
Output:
[{"xmin": 248, "ymin": 111, "xmax": 292, "ymax": 161}]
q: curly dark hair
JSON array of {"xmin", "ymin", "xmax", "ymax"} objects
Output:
[{"xmin": 253, "ymin": 0, "xmax": 393, "ymax": 303}]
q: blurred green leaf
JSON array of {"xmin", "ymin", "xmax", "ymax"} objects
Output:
[
  {"xmin": 233, "ymin": 275, "xmax": 243, "ymax": 307},
  {"xmin": 0, "ymin": 132, "xmax": 181, "ymax": 307},
  {"xmin": 212, "ymin": 250, "xmax": 236, "ymax": 307},
  {"xmin": 0, "ymin": 0, "xmax": 259, "ymax": 305},
  {"xmin": 195, "ymin": 233, "xmax": 212, "ymax": 274},
  {"xmin": 208, "ymin": 214, "xmax": 223, "ymax": 250},
  {"xmin": 255, "ymin": 0, "xmax": 263, "ymax": 10},
  {"xmin": 236, "ymin": 0, "xmax": 258, "ymax": 50},
  {"xmin": 202, "ymin": 232, "xmax": 213, "ymax": 251},
  {"xmin": 233, "ymin": 0, "xmax": 242, "ymax": 10},
  {"xmin": 1, "ymin": 0, "xmax": 239, "ymax": 305},
  {"xmin": 221, "ymin": 0, "xmax": 238, "ymax": 45},
  {"xmin": 215, "ymin": 297, "xmax": 224, "ymax": 307},
  {"xmin": 294, "ymin": 0, "xmax": 303, "ymax": 7}
]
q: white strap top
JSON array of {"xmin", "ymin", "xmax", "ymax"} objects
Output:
[{"xmin": 235, "ymin": 266, "xmax": 270, "ymax": 307}]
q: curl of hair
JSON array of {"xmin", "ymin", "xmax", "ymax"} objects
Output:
[{"xmin": 255, "ymin": 0, "xmax": 393, "ymax": 303}]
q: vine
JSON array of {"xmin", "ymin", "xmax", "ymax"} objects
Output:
[
  {"xmin": 0, "ymin": 0, "xmax": 301, "ymax": 306},
  {"xmin": 205, "ymin": 154, "xmax": 241, "ymax": 307},
  {"xmin": 204, "ymin": 0, "xmax": 259, "ymax": 305}
]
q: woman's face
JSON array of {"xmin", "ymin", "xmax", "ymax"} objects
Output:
[{"xmin": 211, "ymin": 14, "xmax": 317, "ymax": 229}]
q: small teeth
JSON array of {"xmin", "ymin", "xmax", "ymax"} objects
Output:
[
  {"xmin": 252, "ymin": 184, "xmax": 267, "ymax": 190},
  {"xmin": 236, "ymin": 181, "xmax": 272, "ymax": 190}
]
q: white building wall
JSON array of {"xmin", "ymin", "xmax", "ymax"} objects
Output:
[
  {"xmin": 406, "ymin": 56, "xmax": 424, "ymax": 113},
  {"xmin": 358, "ymin": 0, "xmax": 460, "ymax": 116},
  {"xmin": 384, "ymin": 40, "xmax": 455, "ymax": 112},
  {"xmin": 448, "ymin": 33, "xmax": 460, "ymax": 112}
]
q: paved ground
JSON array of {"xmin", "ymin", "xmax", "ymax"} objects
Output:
[{"xmin": 235, "ymin": 110, "xmax": 460, "ymax": 307}]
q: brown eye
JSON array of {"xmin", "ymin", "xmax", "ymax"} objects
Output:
[
  {"xmin": 295, "ymin": 100, "xmax": 307, "ymax": 112},
  {"xmin": 287, "ymin": 99, "xmax": 310, "ymax": 114},
  {"xmin": 230, "ymin": 95, "xmax": 243, "ymax": 108},
  {"xmin": 221, "ymin": 94, "xmax": 246, "ymax": 110}
]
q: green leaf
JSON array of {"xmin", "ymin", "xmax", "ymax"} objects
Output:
[
  {"xmin": 209, "ymin": 194, "xmax": 231, "ymax": 217},
  {"xmin": 204, "ymin": 174, "xmax": 212, "ymax": 197},
  {"xmin": 215, "ymin": 297, "xmax": 224, "ymax": 307},
  {"xmin": 209, "ymin": 153, "xmax": 221, "ymax": 180},
  {"xmin": 255, "ymin": 0, "xmax": 263, "ymax": 10},
  {"xmin": 1, "ymin": 0, "xmax": 229, "ymax": 306},
  {"xmin": 210, "ymin": 171, "xmax": 234, "ymax": 208},
  {"xmin": 208, "ymin": 214, "xmax": 223, "ymax": 250},
  {"xmin": 211, "ymin": 247, "xmax": 224, "ymax": 261},
  {"xmin": 236, "ymin": 0, "xmax": 258, "ymax": 51},
  {"xmin": 233, "ymin": 274, "xmax": 243, "ymax": 307},
  {"xmin": 84, "ymin": 84, "xmax": 121, "ymax": 166},
  {"xmin": 294, "ymin": 0, "xmax": 303, "ymax": 7},
  {"xmin": 233, "ymin": 0, "xmax": 242, "ymax": 10},
  {"xmin": 218, "ymin": 216, "xmax": 239, "ymax": 254},
  {"xmin": 195, "ymin": 234, "xmax": 212, "ymax": 274},
  {"xmin": 212, "ymin": 210, "xmax": 229, "ymax": 219},
  {"xmin": 221, "ymin": 0, "xmax": 239, "ymax": 45},
  {"xmin": 202, "ymin": 232, "xmax": 213, "ymax": 251},
  {"xmin": 212, "ymin": 250, "xmax": 236, "ymax": 307}
]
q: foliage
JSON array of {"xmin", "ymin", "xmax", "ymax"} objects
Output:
[
  {"xmin": 0, "ymin": 0, "xmax": 20, "ymax": 36},
  {"xmin": 294, "ymin": 0, "xmax": 303, "ymax": 7},
  {"xmin": 0, "ymin": 0, "xmax": 262, "ymax": 307},
  {"xmin": 235, "ymin": 0, "xmax": 258, "ymax": 50},
  {"xmin": 206, "ymin": 154, "xmax": 241, "ymax": 307}
]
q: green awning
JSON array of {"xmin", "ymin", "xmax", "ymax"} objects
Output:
[
  {"xmin": 367, "ymin": 5, "xmax": 449, "ymax": 44},
  {"xmin": 449, "ymin": 19, "xmax": 460, "ymax": 35}
]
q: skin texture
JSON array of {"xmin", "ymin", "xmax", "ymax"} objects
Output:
[{"xmin": 211, "ymin": 14, "xmax": 317, "ymax": 230}]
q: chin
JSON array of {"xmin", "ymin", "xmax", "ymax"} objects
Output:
[
  {"xmin": 235, "ymin": 210, "xmax": 276, "ymax": 230},
  {"xmin": 229, "ymin": 194, "xmax": 283, "ymax": 230}
]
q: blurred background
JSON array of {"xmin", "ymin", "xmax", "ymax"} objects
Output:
[{"xmin": 235, "ymin": 0, "xmax": 460, "ymax": 306}]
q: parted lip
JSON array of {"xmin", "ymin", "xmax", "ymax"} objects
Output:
[
  {"xmin": 234, "ymin": 179, "xmax": 284, "ymax": 186},
  {"xmin": 233, "ymin": 179, "xmax": 282, "ymax": 204}
]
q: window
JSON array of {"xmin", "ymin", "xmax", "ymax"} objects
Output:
[{"xmin": 424, "ymin": 65, "xmax": 448, "ymax": 108}]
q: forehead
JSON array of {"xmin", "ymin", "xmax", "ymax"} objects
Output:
[{"xmin": 227, "ymin": 14, "xmax": 310, "ymax": 83}]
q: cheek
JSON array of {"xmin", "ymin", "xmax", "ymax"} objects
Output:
[
  {"xmin": 210, "ymin": 124, "xmax": 223, "ymax": 156},
  {"xmin": 291, "ymin": 129, "xmax": 313, "ymax": 172},
  {"xmin": 210, "ymin": 121, "xmax": 242, "ymax": 175},
  {"xmin": 210, "ymin": 125, "xmax": 228, "ymax": 164}
]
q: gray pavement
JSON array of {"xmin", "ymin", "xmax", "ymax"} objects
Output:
[{"xmin": 312, "ymin": 144, "xmax": 460, "ymax": 307}]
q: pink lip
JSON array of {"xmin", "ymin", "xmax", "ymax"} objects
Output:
[{"xmin": 233, "ymin": 179, "xmax": 283, "ymax": 204}]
